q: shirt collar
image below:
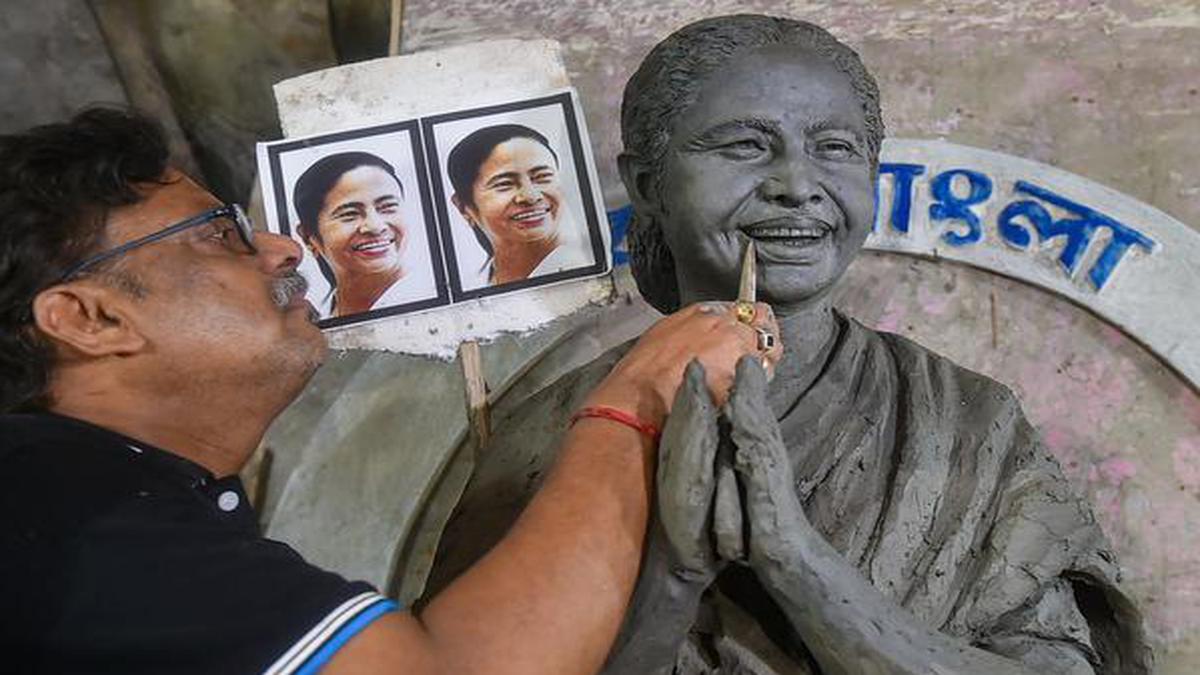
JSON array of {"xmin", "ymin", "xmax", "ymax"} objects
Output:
[{"xmin": 34, "ymin": 411, "xmax": 216, "ymax": 486}]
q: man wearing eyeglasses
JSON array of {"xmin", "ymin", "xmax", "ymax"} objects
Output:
[{"xmin": 0, "ymin": 108, "xmax": 782, "ymax": 674}]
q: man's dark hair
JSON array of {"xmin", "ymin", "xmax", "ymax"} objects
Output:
[
  {"xmin": 0, "ymin": 107, "xmax": 169, "ymax": 413},
  {"xmin": 292, "ymin": 151, "xmax": 402, "ymax": 289},
  {"xmin": 621, "ymin": 14, "xmax": 885, "ymax": 313},
  {"xmin": 446, "ymin": 124, "xmax": 558, "ymax": 258}
]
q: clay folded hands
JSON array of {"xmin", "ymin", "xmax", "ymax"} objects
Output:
[{"xmin": 658, "ymin": 356, "xmax": 808, "ymax": 586}]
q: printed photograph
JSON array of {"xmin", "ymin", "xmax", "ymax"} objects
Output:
[
  {"xmin": 423, "ymin": 92, "xmax": 609, "ymax": 300},
  {"xmin": 258, "ymin": 120, "xmax": 448, "ymax": 328}
]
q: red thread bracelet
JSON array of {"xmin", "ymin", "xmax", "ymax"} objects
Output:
[{"xmin": 570, "ymin": 406, "xmax": 661, "ymax": 442}]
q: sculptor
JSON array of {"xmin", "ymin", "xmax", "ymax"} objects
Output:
[{"xmin": 423, "ymin": 14, "xmax": 1150, "ymax": 675}]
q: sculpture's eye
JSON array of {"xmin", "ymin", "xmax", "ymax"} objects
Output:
[
  {"xmin": 718, "ymin": 139, "xmax": 767, "ymax": 160},
  {"xmin": 813, "ymin": 137, "xmax": 860, "ymax": 160}
]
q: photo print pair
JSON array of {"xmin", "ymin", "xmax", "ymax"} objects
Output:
[{"xmin": 257, "ymin": 90, "xmax": 610, "ymax": 328}]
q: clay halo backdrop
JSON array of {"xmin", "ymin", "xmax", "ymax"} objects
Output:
[
  {"xmin": 257, "ymin": 121, "xmax": 448, "ymax": 329},
  {"xmin": 423, "ymin": 91, "xmax": 609, "ymax": 300}
]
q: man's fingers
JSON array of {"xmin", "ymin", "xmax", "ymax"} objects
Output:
[
  {"xmin": 658, "ymin": 360, "xmax": 719, "ymax": 572},
  {"xmin": 712, "ymin": 459, "xmax": 745, "ymax": 563}
]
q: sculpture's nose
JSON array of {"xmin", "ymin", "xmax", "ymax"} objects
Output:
[{"xmin": 759, "ymin": 157, "xmax": 825, "ymax": 208}]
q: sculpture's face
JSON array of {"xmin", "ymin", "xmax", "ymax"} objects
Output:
[{"xmin": 656, "ymin": 45, "xmax": 875, "ymax": 310}]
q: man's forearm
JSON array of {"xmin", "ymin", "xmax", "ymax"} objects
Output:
[{"xmin": 420, "ymin": 418, "xmax": 655, "ymax": 675}]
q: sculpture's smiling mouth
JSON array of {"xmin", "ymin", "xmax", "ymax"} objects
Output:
[{"xmin": 740, "ymin": 217, "xmax": 834, "ymax": 249}]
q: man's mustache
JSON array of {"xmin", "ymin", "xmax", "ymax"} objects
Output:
[{"xmin": 270, "ymin": 272, "xmax": 309, "ymax": 308}]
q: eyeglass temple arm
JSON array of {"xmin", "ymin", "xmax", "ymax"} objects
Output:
[{"xmin": 58, "ymin": 206, "xmax": 239, "ymax": 281}]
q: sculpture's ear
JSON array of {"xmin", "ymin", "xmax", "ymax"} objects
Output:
[{"xmin": 617, "ymin": 151, "xmax": 662, "ymax": 219}]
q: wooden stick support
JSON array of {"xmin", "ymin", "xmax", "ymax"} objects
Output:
[
  {"xmin": 388, "ymin": 0, "xmax": 405, "ymax": 56},
  {"xmin": 458, "ymin": 340, "xmax": 490, "ymax": 446}
]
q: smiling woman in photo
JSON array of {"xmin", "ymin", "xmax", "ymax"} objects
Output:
[
  {"xmin": 447, "ymin": 124, "xmax": 589, "ymax": 287},
  {"xmin": 293, "ymin": 151, "xmax": 412, "ymax": 317}
]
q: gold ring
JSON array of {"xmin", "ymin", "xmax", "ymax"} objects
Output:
[{"xmin": 734, "ymin": 300, "xmax": 756, "ymax": 325}]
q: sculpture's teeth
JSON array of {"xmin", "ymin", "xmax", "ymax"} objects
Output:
[{"xmin": 746, "ymin": 226, "xmax": 828, "ymax": 239}]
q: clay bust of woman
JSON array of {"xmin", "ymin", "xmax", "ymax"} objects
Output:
[
  {"xmin": 293, "ymin": 151, "xmax": 410, "ymax": 317},
  {"xmin": 447, "ymin": 124, "xmax": 585, "ymax": 287},
  {"xmin": 423, "ymin": 14, "xmax": 1150, "ymax": 675}
]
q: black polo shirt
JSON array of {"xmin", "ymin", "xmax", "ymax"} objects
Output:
[{"xmin": 0, "ymin": 413, "xmax": 398, "ymax": 674}]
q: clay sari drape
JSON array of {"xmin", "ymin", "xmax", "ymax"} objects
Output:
[{"xmin": 424, "ymin": 315, "xmax": 1150, "ymax": 674}]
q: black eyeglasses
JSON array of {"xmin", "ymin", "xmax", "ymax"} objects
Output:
[{"xmin": 58, "ymin": 204, "xmax": 257, "ymax": 283}]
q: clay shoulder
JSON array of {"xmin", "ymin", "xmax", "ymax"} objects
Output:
[{"xmin": 862, "ymin": 322, "xmax": 1024, "ymax": 419}]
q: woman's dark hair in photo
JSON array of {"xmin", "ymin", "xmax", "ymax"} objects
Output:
[
  {"xmin": 446, "ymin": 124, "xmax": 558, "ymax": 257},
  {"xmin": 291, "ymin": 151, "xmax": 403, "ymax": 289},
  {"xmin": 0, "ymin": 107, "xmax": 170, "ymax": 413}
]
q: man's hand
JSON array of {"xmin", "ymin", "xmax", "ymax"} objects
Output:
[
  {"xmin": 651, "ymin": 302, "xmax": 780, "ymax": 580},
  {"xmin": 603, "ymin": 359, "xmax": 749, "ymax": 674},
  {"xmin": 600, "ymin": 304, "xmax": 779, "ymax": 674},
  {"xmin": 584, "ymin": 302, "xmax": 782, "ymax": 431}
]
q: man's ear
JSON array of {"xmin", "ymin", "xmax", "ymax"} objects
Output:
[
  {"xmin": 617, "ymin": 151, "xmax": 662, "ymax": 219},
  {"xmin": 31, "ymin": 283, "xmax": 147, "ymax": 358}
]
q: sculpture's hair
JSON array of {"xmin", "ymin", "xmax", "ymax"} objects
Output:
[
  {"xmin": 621, "ymin": 14, "xmax": 885, "ymax": 313},
  {"xmin": 292, "ymin": 151, "xmax": 403, "ymax": 289},
  {"xmin": 446, "ymin": 124, "xmax": 558, "ymax": 258},
  {"xmin": 0, "ymin": 107, "xmax": 169, "ymax": 412}
]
